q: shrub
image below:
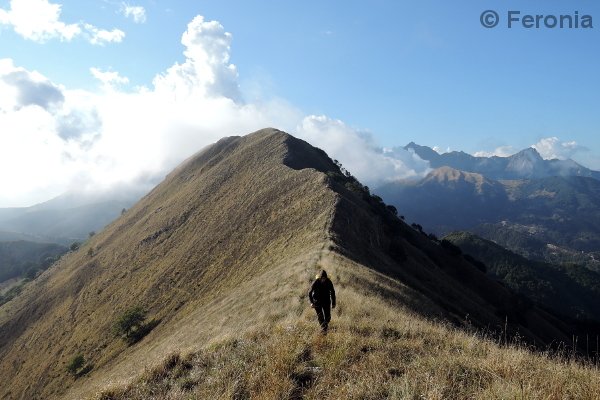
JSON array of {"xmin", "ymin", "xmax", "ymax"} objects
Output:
[
  {"xmin": 66, "ymin": 354, "xmax": 85, "ymax": 376},
  {"xmin": 411, "ymin": 223, "xmax": 423, "ymax": 232}
]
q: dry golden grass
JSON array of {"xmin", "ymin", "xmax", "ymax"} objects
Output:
[
  {"xmin": 95, "ymin": 258, "xmax": 600, "ymax": 400},
  {"xmin": 0, "ymin": 130, "xmax": 338, "ymax": 399}
]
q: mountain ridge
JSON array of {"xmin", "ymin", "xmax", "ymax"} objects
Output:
[{"xmin": 404, "ymin": 142, "xmax": 600, "ymax": 180}]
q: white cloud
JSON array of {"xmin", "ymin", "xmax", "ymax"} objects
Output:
[
  {"xmin": 90, "ymin": 67, "xmax": 130, "ymax": 89},
  {"xmin": 0, "ymin": 15, "xmax": 429, "ymax": 207},
  {"xmin": 474, "ymin": 145, "xmax": 516, "ymax": 158},
  {"xmin": 0, "ymin": 0, "xmax": 124, "ymax": 45},
  {"xmin": 532, "ymin": 137, "xmax": 586, "ymax": 160},
  {"xmin": 153, "ymin": 15, "xmax": 240, "ymax": 102},
  {"xmin": 432, "ymin": 146, "xmax": 452, "ymax": 154},
  {"xmin": 121, "ymin": 4, "xmax": 146, "ymax": 24},
  {"xmin": 84, "ymin": 24, "xmax": 125, "ymax": 45},
  {"xmin": 296, "ymin": 116, "xmax": 430, "ymax": 185}
]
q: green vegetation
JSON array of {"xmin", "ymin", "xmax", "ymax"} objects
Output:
[
  {"xmin": 379, "ymin": 172, "xmax": 600, "ymax": 271},
  {"xmin": 0, "ymin": 240, "xmax": 66, "ymax": 283},
  {"xmin": 66, "ymin": 353, "xmax": 93, "ymax": 378},
  {"xmin": 473, "ymin": 223, "xmax": 600, "ymax": 272},
  {"xmin": 66, "ymin": 354, "xmax": 85, "ymax": 376},
  {"xmin": 114, "ymin": 306, "xmax": 157, "ymax": 345},
  {"xmin": 445, "ymin": 231, "xmax": 600, "ymax": 322}
]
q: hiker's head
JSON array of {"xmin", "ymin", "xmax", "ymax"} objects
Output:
[{"xmin": 320, "ymin": 270, "xmax": 327, "ymax": 280}]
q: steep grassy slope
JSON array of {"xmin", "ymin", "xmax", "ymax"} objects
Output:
[
  {"xmin": 0, "ymin": 129, "xmax": 595, "ymax": 400},
  {"xmin": 96, "ymin": 254, "xmax": 600, "ymax": 400},
  {"xmin": 0, "ymin": 129, "xmax": 338, "ymax": 399}
]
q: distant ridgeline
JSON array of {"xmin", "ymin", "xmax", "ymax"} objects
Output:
[
  {"xmin": 377, "ymin": 143, "xmax": 600, "ymax": 272},
  {"xmin": 0, "ymin": 241, "xmax": 67, "ymax": 283}
]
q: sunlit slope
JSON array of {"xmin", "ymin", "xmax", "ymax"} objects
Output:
[
  {"xmin": 95, "ymin": 253, "xmax": 600, "ymax": 400},
  {"xmin": 0, "ymin": 129, "xmax": 338, "ymax": 399}
]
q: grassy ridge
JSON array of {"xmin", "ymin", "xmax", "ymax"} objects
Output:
[{"xmin": 96, "ymin": 259, "xmax": 600, "ymax": 400}]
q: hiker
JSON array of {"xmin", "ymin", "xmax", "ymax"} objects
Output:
[{"xmin": 309, "ymin": 270, "xmax": 336, "ymax": 332}]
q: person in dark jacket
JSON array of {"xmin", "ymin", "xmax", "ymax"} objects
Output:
[{"xmin": 309, "ymin": 270, "xmax": 336, "ymax": 332}]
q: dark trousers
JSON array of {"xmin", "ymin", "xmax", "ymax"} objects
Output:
[{"xmin": 314, "ymin": 303, "xmax": 331, "ymax": 331}]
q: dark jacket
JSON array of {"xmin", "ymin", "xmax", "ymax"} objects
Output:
[{"xmin": 309, "ymin": 277, "xmax": 336, "ymax": 307}]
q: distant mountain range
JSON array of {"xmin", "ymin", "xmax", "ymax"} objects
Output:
[
  {"xmin": 377, "ymin": 144, "xmax": 600, "ymax": 271},
  {"xmin": 405, "ymin": 142, "xmax": 600, "ymax": 181},
  {"xmin": 0, "ymin": 187, "xmax": 146, "ymax": 245}
]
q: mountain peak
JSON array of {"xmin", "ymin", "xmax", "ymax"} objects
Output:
[
  {"xmin": 404, "ymin": 142, "xmax": 440, "ymax": 161},
  {"xmin": 425, "ymin": 166, "xmax": 490, "ymax": 189},
  {"xmin": 512, "ymin": 147, "xmax": 543, "ymax": 161}
]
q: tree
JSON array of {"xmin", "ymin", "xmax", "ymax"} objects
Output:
[
  {"xmin": 386, "ymin": 205, "xmax": 398, "ymax": 216},
  {"xmin": 114, "ymin": 306, "xmax": 147, "ymax": 342},
  {"xmin": 70, "ymin": 242, "xmax": 81, "ymax": 252}
]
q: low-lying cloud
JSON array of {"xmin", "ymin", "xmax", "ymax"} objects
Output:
[
  {"xmin": 532, "ymin": 137, "xmax": 587, "ymax": 160},
  {"xmin": 473, "ymin": 146, "xmax": 516, "ymax": 158},
  {"xmin": 0, "ymin": 14, "xmax": 429, "ymax": 207},
  {"xmin": 296, "ymin": 116, "xmax": 431, "ymax": 185}
]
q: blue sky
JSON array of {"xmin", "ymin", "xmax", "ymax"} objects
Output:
[{"xmin": 1, "ymin": 0, "xmax": 599, "ymax": 206}]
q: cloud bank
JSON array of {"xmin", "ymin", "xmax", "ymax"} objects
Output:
[{"xmin": 1, "ymin": 14, "xmax": 428, "ymax": 207}]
